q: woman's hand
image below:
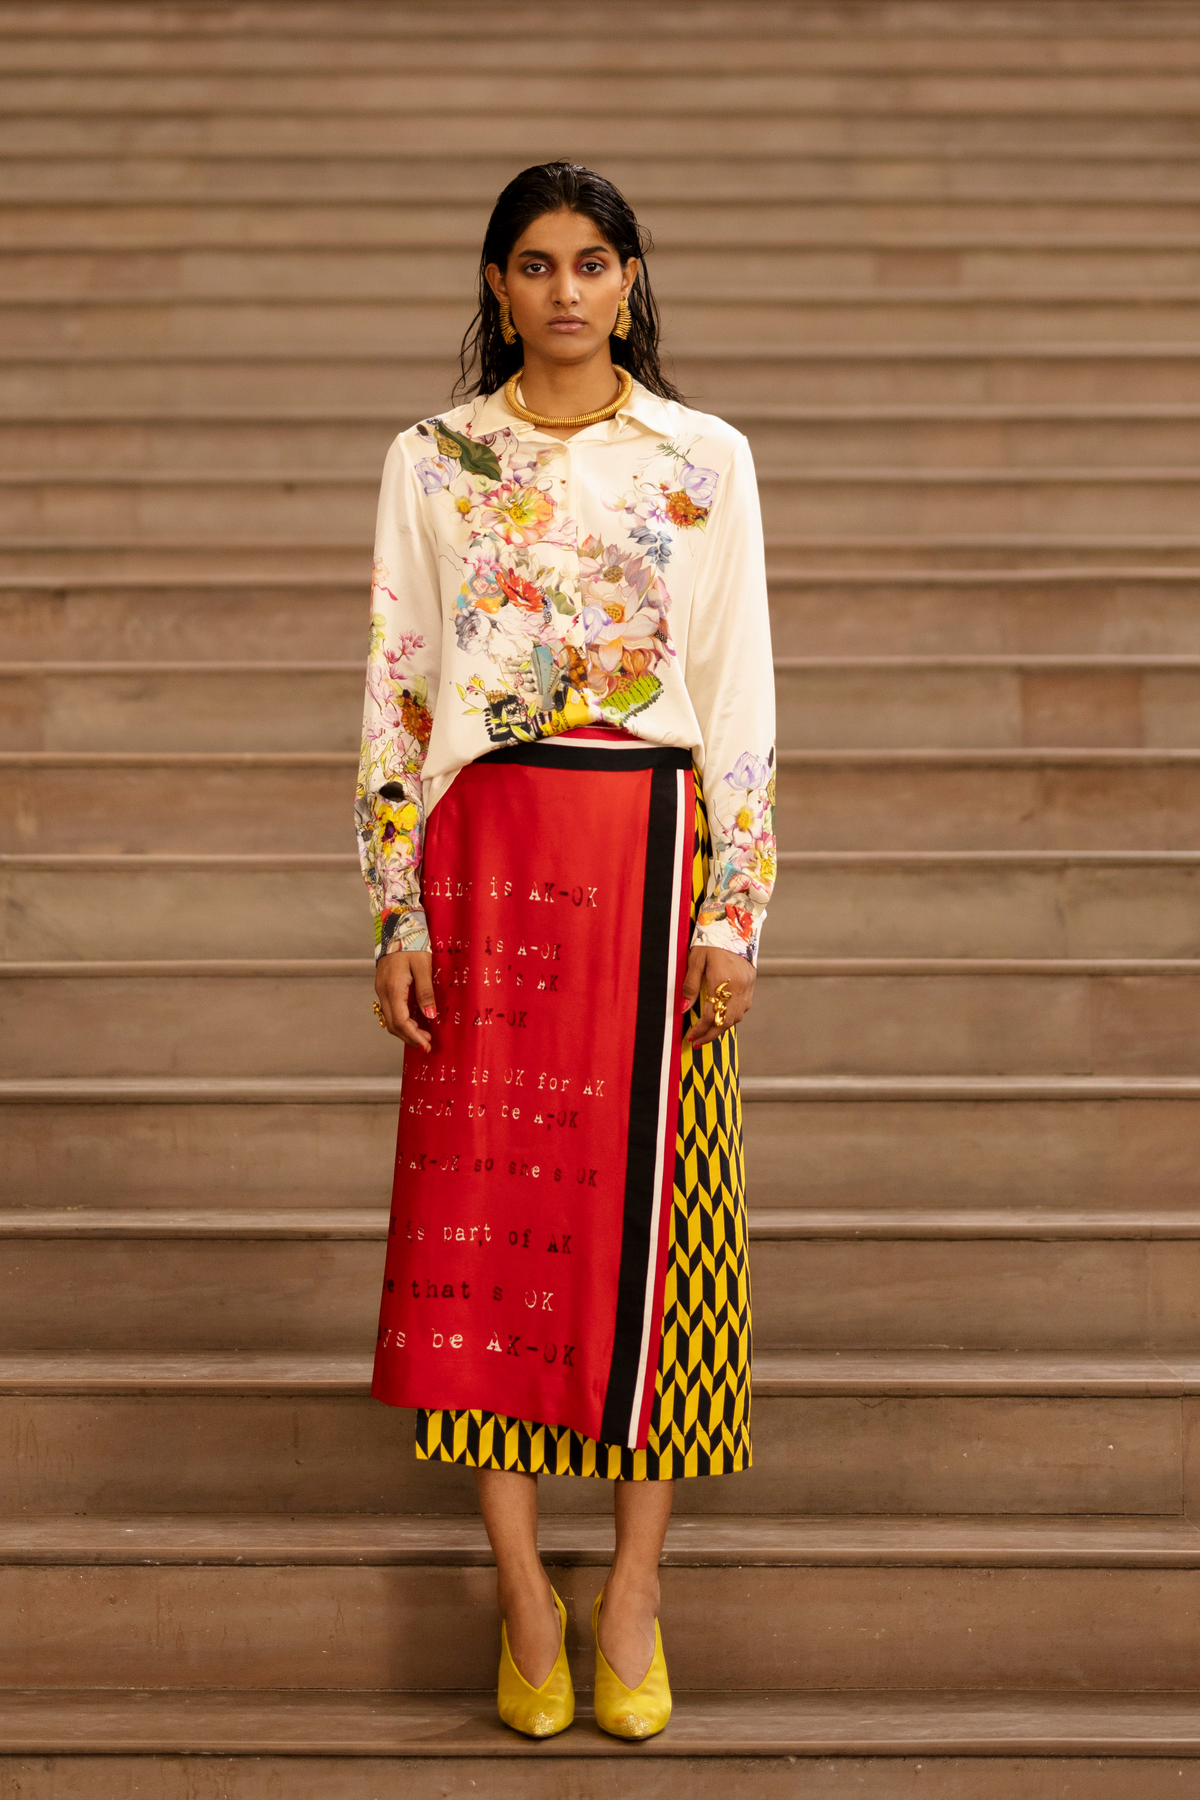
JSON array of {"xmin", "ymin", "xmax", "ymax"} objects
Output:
[
  {"xmin": 374, "ymin": 950, "xmax": 436, "ymax": 1052},
  {"xmin": 681, "ymin": 944, "xmax": 755, "ymax": 1048}
]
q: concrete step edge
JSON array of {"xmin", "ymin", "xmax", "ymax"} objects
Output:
[
  {"xmin": 0, "ymin": 659, "xmax": 366, "ymax": 672},
  {"xmin": 758, "ymin": 956, "xmax": 1200, "ymax": 973},
  {"xmin": 776, "ymin": 746, "xmax": 1200, "ymax": 763},
  {"xmin": 17, "ymin": 287, "xmax": 1200, "ymax": 307},
  {"xmin": 5, "ymin": 1205, "xmax": 1200, "ymax": 1241},
  {"xmin": 6, "ymin": 565, "xmax": 1200, "ymax": 590},
  {"xmin": 19, "ymin": 234, "xmax": 1200, "ymax": 250},
  {"xmin": 0, "ymin": 1075, "xmax": 398, "ymax": 1103},
  {"xmin": 13, "ymin": 464, "xmax": 1200, "ymax": 485},
  {"xmin": 11, "ymin": 404, "xmax": 1200, "ymax": 423},
  {"xmin": 772, "ymin": 653, "xmax": 1200, "ymax": 667},
  {"xmin": 741, "ymin": 1075, "xmax": 1200, "ymax": 1101},
  {"xmin": 3, "ymin": 1685, "xmax": 1200, "ymax": 1759},
  {"xmin": 0, "ymin": 574, "xmax": 368, "ymax": 588},
  {"xmin": 769, "ymin": 566, "xmax": 1200, "ymax": 582},
  {"xmin": 4, "ymin": 1512, "xmax": 1199, "ymax": 1569},
  {"xmin": 751, "ymin": 1207, "xmax": 1200, "ymax": 1240},
  {"xmin": 16, "ymin": 50, "xmax": 1200, "ymax": 69},
  {"xmin": 10, "ymin": 747, "xmax": 1200, "ymax": 769},
  {"xmin": 7, "ymin": 849, "xmax": 1200, "ymax": 870},
  {"xmin": 12, "ymin": 532, "xmax": 1200, "ymax": 553},
  {"xmin": 782, "ymin": 848, "xmax": 1200, "ymax": 864},
  {"xmin": 0, "ymin": 750, "xmax": 355, "ymax": 766},
  {"xmin": 15, "ymin": 653, "xmax": 1200, "ymax": 674},
  {"xmin": 0, "ymin": 851, "xmax": 359, "ymax": 868},
  {"xmin": 3, "ymin": 1074, "xmax": 1199, "ymax": 1105},
  {"xmin": 6, "ymin": 955, "xmax": 1200, "ymax": 977},
  {"xmin": 2, "ymin": 1348, "xmax": 1200, "ymax": 1397},
  {"xmin": 6, "ymin": 341, "xmax": 1200, "ymax": 363},
  {"xmin": 13, "ymin": 110, "xmax": 1200, "ymax": 126},
  {"xmin": 10, "ymin": 48, "xmax": 1200, "ymax": 68}
]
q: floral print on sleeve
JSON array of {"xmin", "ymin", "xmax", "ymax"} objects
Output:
[
  {"xmin": 355, "ymin": 559, "xmax": 433, "ymax": 957},
  {"xmin": 695, "ymin": 749, "xmax": 777, "ymax": 960}
]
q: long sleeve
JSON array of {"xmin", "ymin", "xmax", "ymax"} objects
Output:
[
  {"xmin": 355, "ymin": 435, "xmax": 444, "ymax": 958},
  {"xmin": 684, "ymin": 433, "xmax": 777, "ymax": 963}
]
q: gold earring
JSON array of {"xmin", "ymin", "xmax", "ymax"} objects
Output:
[
  {"xmin": 498, "ymin": 300, "xmax": 517, "ymax": 346},
  {"xmin": 613, "ymin": 297, "xmax": 632, "ymax": 340}
]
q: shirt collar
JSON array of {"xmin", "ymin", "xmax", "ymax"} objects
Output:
[{"xmin": 471, "ymin": 375, "xmax": 673, "ymax": 443}]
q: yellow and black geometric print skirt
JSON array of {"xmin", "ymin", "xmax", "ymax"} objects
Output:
[{"xmin": 415, "ymin": 782, "xmax": 753, "ymax": 1480}]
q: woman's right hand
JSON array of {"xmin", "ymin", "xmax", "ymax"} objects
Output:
[{"xmin": 374, "ymin": 950, "xmax": 436, "ymax": 1052}]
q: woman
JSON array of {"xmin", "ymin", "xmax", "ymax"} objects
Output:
[{"xmin": 356, "ymin": 162, "xmax": 775, "ymax": 1739}]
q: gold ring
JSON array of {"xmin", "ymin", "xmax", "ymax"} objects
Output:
[
  {"xmin": 373, "ymin": 1000, "xmax": 388, "ymax": 1030},
  {"xmin": 711, "ymin": 980, "xmax": 733, "ymax": 1030}
]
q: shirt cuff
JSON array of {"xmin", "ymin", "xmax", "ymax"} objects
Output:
[
  {"xmin": 691, "ymin": 917, "xmax": 760, "ymax": 966},
  {"xmin": 375, "ymin": 906, "xmax": 430, "ymax": 960}
]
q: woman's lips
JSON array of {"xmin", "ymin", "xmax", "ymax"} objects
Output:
[{"xmin": 548, "ymin": 317, "xmax": 586, "ymax": 331}]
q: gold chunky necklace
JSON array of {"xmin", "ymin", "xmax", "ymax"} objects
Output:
[{"xmin": 503, "ymin": 365, "xmax": 633, "ymax": 430}]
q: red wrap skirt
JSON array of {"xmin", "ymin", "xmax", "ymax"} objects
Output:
[{"xmin": 371, "ymin": 726, "xmax": 752, "ymax": 1478}]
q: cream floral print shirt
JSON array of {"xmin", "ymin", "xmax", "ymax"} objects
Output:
[{"xmin": 356, "ymin": 378, "xmax": 776, "ymax": 963}]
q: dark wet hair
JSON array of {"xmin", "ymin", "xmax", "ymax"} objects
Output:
[{"xmin": 454, "ymin": 161, "xmax": 682, "ymax": 403}]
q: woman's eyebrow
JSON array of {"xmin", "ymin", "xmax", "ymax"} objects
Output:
[{"xmin": 517, "ymin": 244, "xmax": 611, "ymax": 260}]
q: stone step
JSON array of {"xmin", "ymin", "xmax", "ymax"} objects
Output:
[
  {"xmin": 4, "ymin": 955, "xmax": 1200, "ymax": 1080},
  {"xmin": 0, "ymin": 853, "xmax": 369, "ymax": 959},
  {"xmin": 11, "ymin": 149, "xmax": 1200, "ymax": 206},
  {"xmin": 7, "ymin": 532, "xmax": 1200, "ymax": 577},
  {"xmin": 0, "ymin": 1075, "xmax": 406, "ymax": 1208},
  {"xmin": 0, "ymin": 577, "xmax": 368, "ymax": 660},
  {"xmin": 7, "ymin": 569, "xmax": 1200, "ymax": 665},
  {"xmin": 10, "ymin": 294, "xmax": 1200, "ymax": 355},
  {"xmin": 0, "ymin": 1346, "xmax": 1192, "ymax": 1516},
  {"xmin": 10, "ymin": 198, "xmax": 1200, "ymax": 250},
  {"xmin": 14, "ymin": 243, "xmax": 1200, "ymax": 301},
  {"xmin": 773, "ymin": 656, "xmax": 1200, "ymax": 749},
  {"xmin": 8, "ymin": 748, "xmax": 1200, "ymax": 854},
  {"xmin": 14, "ymin": 69, "xmax": 1200, "ymax": 120},
  {"xmin": 7, "ymin": 347, "xmax": 1200, "ymax": 413},
  {"xmin": 772, "ymin": 571, "xmax": 1200, "ymax": 656},
  {"xmin": 752, "ymin": 412, "xmax": 1200, "ymax": 469},
  {"xmin": 12, "ymin": 26, "xmax": 1200, "ymax": 73},
  {"xmin": 2, "ymin": 1688, "xmax": 1200, "ymax": 1798},
  {"xmin": 0, "ymin": 661, "xmax": 365, "ymax": 753},
  {"xmin": 772, "ymin": 750, "xmax": 1200, "ymax": 850},
  {"xmin": 5, "ymin": 1073, "xmax": 1199, "ymax": 1214},
  {"xmin": 8, "ymin": 849, "xmax": 1200, "ymax": 963},
  {"xmin": 6, "ymin": 1205, "xmax": 1200, "ymax": 1354},
  {"xmin": 8, "ymin": 408, "xmax": 1200, "ymax": 474},
  {"xmin": 769, "ymin": 475, "xmax": 1200, "ymax": 541},
  {"xmin": 1, "ymin": 0, "xmax": 1193, "ymax": 36},
  {"xmin": 0, "ymin": 751, "xmax": 358, "ymax": 853},
  {"xmin": 10, "ymin": 654, "xmax": 1200, "ymax": 753},
  {"xmin": 5, "ymin": 1512, "xmax": 1200, "ymax": 1695},
  {"xmin": 8, "ymin": 1693, "xmax": 1200, "ymax": 1800},
  {"xmin": 16, "ymin": 534, "xmax": 1199, "ymax": 580},
  {"xmin": 770, "ymin": 852, "xmax": 1200, "ymax": 958},
  {"xmin": 8, "ymin": 111, "xmax": 1200, "ymax": 162},
  {"xmin": 9, "ymin": 465, "xmax": 1200, "ymax": 542}
]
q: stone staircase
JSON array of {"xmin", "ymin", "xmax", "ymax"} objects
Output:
[{"xmin": 4, "ymin": 0, "xmax": 1200, "ymax": 1792}]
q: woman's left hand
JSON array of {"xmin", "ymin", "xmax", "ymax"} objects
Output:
[{"xmin": 682, "ymin": 944, "xmax": 755, "ymax": 1048}]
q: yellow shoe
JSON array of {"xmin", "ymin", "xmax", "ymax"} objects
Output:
[
  {"xmin": 591, "ymin": 1591, "xmax": 672, "ymax": 1740},
  {"xmin": 497, "ymin": 1586, "xmax": 575, "ymax": 1738}
]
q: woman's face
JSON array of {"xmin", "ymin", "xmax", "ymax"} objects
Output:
[{"xmin": 486, "ymin": 209, "xmax": 637, "ymax": 365}]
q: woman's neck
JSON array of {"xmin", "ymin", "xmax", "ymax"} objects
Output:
[{"xmin": 516, "ymin": 353, "xmax": 624, "ymax": 439}]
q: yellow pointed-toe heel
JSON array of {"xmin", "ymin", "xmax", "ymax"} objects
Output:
[
  {"xmin": 591, "ymin": 1591, "xmax": 673, "ymax": 1740},
  {"xmin": 497, "ymin": 1586, "xmax": 575, "ymax": 1738}
]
